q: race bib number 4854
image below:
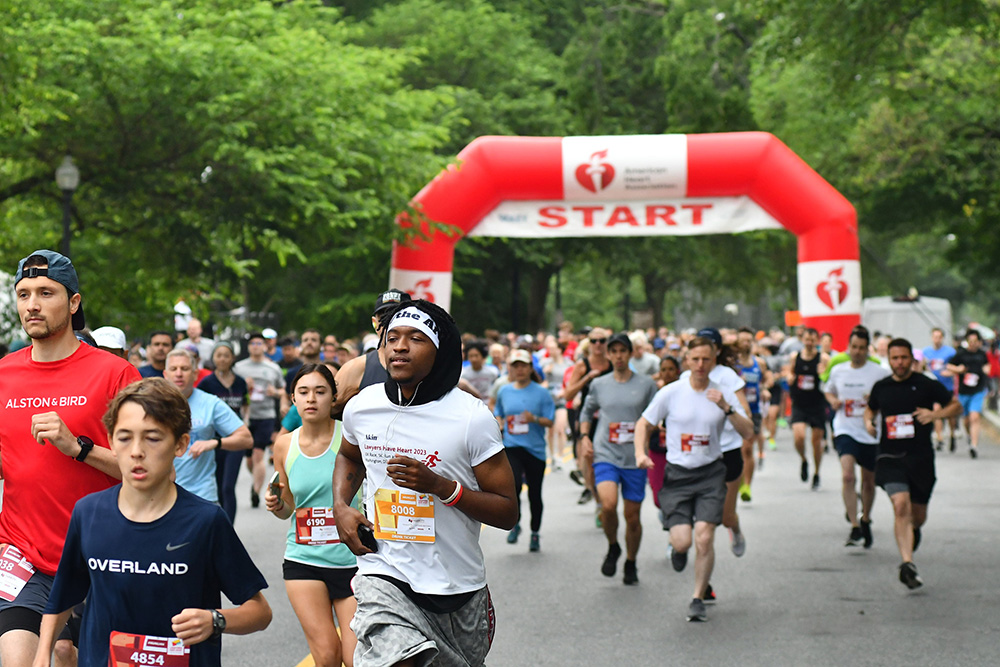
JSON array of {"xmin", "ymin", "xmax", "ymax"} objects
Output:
[{"xmin": 109, "ymin": 632, "xmax": 189, "ymax": 667}]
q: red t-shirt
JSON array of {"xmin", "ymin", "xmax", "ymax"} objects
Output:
[{"xmin": 0, "ymin": 344, "xmax": 141, "ymax": 575}]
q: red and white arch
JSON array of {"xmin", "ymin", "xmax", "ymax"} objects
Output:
[{"xmin": 391, "ymin": 132, "xmax": 860, "ymax": 346}]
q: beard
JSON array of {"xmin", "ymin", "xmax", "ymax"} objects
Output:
[{"xmin": 23, "ymin": 311, "xmax": 71, "ymax": 340}]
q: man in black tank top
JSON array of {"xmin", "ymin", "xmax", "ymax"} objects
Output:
[
  {"xmin": 785, "ymin": 328, "xmax": 829, "ymax": 490},
  {"xmin": 564, "ymin": 328, "xmax": 613, "ymax": 507}
]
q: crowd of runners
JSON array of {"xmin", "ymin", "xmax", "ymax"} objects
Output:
[{"xmin": 0, "ymin": 249, "xmax": 997, "ymax": 666}]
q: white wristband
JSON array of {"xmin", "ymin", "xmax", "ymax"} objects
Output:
[{"xmin": 440, "ymin": 480, "xmax": 461, "ymax": 505}]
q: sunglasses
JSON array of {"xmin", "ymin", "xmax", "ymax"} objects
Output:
[{"xmin": 589, "ymin": 338, "xmax": 607, "ymax": 344}]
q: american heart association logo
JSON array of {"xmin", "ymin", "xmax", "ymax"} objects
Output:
[
  {"xmin": 816, "ymin": 267, "xmax": 848, "ymax": 310},
  {"xmin": 575, "ymin": 150, "xmax": 615, "ymax": 193}
]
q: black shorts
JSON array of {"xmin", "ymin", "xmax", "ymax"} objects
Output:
[
  {"xmin": 722, "ymin": 448, "xmax": 744, "ymax": 483},
  {"xmin": 875, "ymin": 453, "xmax": 936, "ymax": 505},
  {"xmin": 768, "ymin": 383, "xmax": 783, "ymax": 406},
  {"xmin": 249, "ymin": 418, "xmax": 276, "ymax": 450},
  {"xmin": 282, "ymin": 560, "xmax": 357, "ymax": 601},
  {"xmin": 791, "ymin": 403, "xmax": 827, "ymax": 431},
  {"xmin": 834, "ymin": 435, "xmax": 877, "ymax": 472}
]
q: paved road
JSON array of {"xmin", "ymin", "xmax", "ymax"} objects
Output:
[{"xmin": 224, "ymin": 423, "xmax": 1000, "ymax": 666}]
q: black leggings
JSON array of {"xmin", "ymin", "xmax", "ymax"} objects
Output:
[{"xmin": 506, "ymin": 446, "xmax": 546, "ymax": 532}]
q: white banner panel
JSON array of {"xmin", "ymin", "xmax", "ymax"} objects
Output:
[
  {"xmin": 468, "ymin": 197, "xmax": 782, "ymax": 238},
  {"xmin": 797, "ymin": 260, "xmax": 862, "ymax": 317},
  {"xmin": 562, "ymin": 135, "xmax": 688, "ymax": 200},
  {"xmin": 388, "ymin": 268, "xmax": 454, "ymax": 311}
]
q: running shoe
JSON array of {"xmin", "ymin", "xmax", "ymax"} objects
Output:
[
  {"xmin": 569, "ymin": 469, "xmax": 585, "ymax": 486},
  {"xmin": 811, "ymin": 474, "xmax": 820, "ymax": 491},
  {"xmin": 970, "ymin": 447, "xmax": 978, "ymax": 459},
  {"xmin": 950, "ymin": 434, "xmax": 956, "ymax": 452},
  {"xmin": 250, "ymin": 488, "xmax": 260, "ymax": 508},
  {"xmin": 595, "ymin": 511, "xmax": 602, "ymax": 529},
  {"xmin": 899, "ymin": 561, "xmax": 923, "ymax": 589},
  {"xmin": 671, "ymin": 546, "xmax": 688, "ymax": 572},
  {"xmin": 550, "ymin": 459, "xmax": 562, "ymax": 472},
  {"xmin": 860, "ymin": 519, "xmax": 873, "ymax": 549},
  {"xmin": 845, "ymin": 526, "xmax": 863, "ymax": 547},
  {"xmin": 686, "ymin": 598, "xmax": 707, "ymax": 622},
  {"xmin": 577, "ymin": 488, "xmax": 593, "ymax": 505},
  {"xmin": 778, "ymin": 417, "xmax": 788, "ymax": 429},
  {"xmin": 529, "ymin": 532, "xmax": 540, "ymax": 552},
  {"xmin": 507, "ymin": 524, "xmax": 521, "ymax": 544},
  {"xmin": 729, "ymin": 529, "xmax": 746, "ymax": 557},
  {"xmin": 757, "ymin": 454, "xmax": 765, "ymax": 470},
  {"xmin": 703, "ymin": 584, "xmax": 716, "ymax": 604},
  {"xmin": 739, "ymin": 483, "xmax": 752, "ymax": 502},
  {"xmin": 913, "ymin": 527, "xmax": 921, "ymax": 553},
  {"xmin": 800, "ymin": 460, "xmax": 808, "ymax": 482},
  {"xmin": 623, "ymin": 559, "xmax": 638, "ymax": 585},
  {"xmin": 767, "ymin": 437, "xmax": 777, "ymax": 451},
  {"xmin": 601, "ymin": 543, "xmax": 622, "ymax": 577}
]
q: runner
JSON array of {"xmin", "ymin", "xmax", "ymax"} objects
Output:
[
  {"xmin": 823, "ymin": 326, "xmax": 888, "ymax": 548},
  {"xmin": 265, "ymin": 364, "xmax": 358, "ymax": 667},
  {"xmin": 461, "ymin": 340, "xmax": 499, "ymax": 403},
  {"xmin": 32, "ymin": 377, "xmax": 271, "ymax": 667},
  {"xmin": 922, "ymin": 328, "xmax": 958, "ymax": 451},
  {"xmin": 494, "ymin": 350, "xmax": 556, "ymax": 552},
  {"xmin": 635, "ymin": 337, "xmax": 753, "ymax": 621},
  {"xmin": 735, "ymin": 327, "xmax": 769, "ymax": 502},
  {"xmin": 647, "ymin": 356, "xmax": 681, "ymax": 521},
  {"xmin": 333, "ymin": 300, "xmax": 517, "ymax": 666},
  {"xmin": 786, "ymin": 328, "xmax": 830, "ymax": 489},
  {"xmin": 865, "ymin": 339, "xmax": 961, "ymax": 588},
  {"xmin": 165, "ymin": 349, "xmax": 253, "ymax": 503},
  {"xmin": 137, "ymin": 330, "xmax": 173, "ymax": 378},
  {"xmin": 0, "ymin": 249, "xmax": 141, "ymax": 667},
  {"xmin": 197, "ymin": 342, "xmax": 249, "ymax": 522},
  {"xmin": 762, "ymin": 341, "xmax": 784, "ymax": 452},
  {"xmin": 580, "ymin": 333, "xmax": 658, "ymax": 584},
  {"xmin": 233, "ymin": 332, "xmax": 286, "ymax": 508},
  {"xmin": 564, "ymin": 328, "xmax": 613, "ymax": 507},
  {"xmin": 541, "ymin": 335, "xmax": 572, "ymax": 471},
  {"xmin": 946, "ymin": 329, "xmax": 990, "ymax": 458}
]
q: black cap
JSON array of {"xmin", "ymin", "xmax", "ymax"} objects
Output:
[
  {"xmin": 15, "ymin": 249, "xmax": 86, "ymax": 330},
  {"xmin": 373, "ymin": 289, "xmax": 412, "ymax": 315},
  {"xmin": 607, "ymin": 332, "xmax": 632, "ymax": 353},
  {"xmin": 697, "ymin": 327, "xmax": 722, "ymax": 347}
]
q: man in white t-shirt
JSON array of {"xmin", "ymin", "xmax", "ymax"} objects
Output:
[
  {"xmin": 824, "ymin": 326, "xmax": 890, "ymax": 549},
  {"xmin": 635, "ymin": 337, "xmax": 753, "ymax": 623},
  {"xmin": 333, "ymin": 300, "xmax": 517, "ymax": 666}
]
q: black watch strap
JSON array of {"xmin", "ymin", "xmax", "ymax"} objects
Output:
[
  {"xmin": 75, "ymin": 436, "xmax": 95, "ymax": 462},
  {"xmin": 210, "ymin": 609, "xmax": 226, "ymax": 637},
  {"xmin": 724, "ymin": 406, "xmax": 734, "ymax": 416}
]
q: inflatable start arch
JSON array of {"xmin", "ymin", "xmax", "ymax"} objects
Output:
[{"xmin": 390, "ymin": 132, "xmax": 861, "ymax": 346}]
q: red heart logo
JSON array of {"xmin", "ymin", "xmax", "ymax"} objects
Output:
[
  {"xmin": 575, "ymin": 150, "xmax": 615, "ymax": 193},
  {"xmin": 816, "ymin": 268, "xmax": 848, "ymax": 310}
]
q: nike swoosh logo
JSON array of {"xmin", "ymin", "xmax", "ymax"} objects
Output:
[{"xmin": 165, "ymin": 542, "xmax": 190, "ymax": 552}]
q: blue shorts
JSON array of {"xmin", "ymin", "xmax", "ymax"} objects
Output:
[
  {"xmin": 958, "ymin": 390, "xmax": 987, "ymax": 415},
  {"xmin": 248, "ymin": 417, "xmax": 276, "ymax": 449},
  {"xmin": 0, "ymin": 567, "xmax": 53, "ymax": 617},
  {"xmin": 834, "ymin": 435, "xmax": 877, "ymax": 472},
  {"xmin": 593, "ymin": 462, "xmax": 647, "ymax": 502}
]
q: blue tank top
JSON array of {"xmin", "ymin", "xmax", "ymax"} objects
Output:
[
  {"xmin": 283, "ymin": 424, "xmax": 358, "ymax": 569},
  {"xmin": 737, "ymin": 356, "xmax": 763, "ymax": 415}
]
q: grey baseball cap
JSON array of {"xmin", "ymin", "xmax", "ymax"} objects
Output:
[{"xmin": 15, "ymin": 249, "xmax": 86, "ymax": 330}]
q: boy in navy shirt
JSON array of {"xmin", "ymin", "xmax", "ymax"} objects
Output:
[{"xmin": 33, "ymin": 378, "xmax": 271, "ymax": 667}]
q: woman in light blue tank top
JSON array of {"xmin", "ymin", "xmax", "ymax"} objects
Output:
[{"xmin": 265, "ymin": 364, "xmax": 358, "ymax": 667}]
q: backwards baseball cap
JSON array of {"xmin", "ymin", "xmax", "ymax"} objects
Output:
[
  {"xmin": 697, "ymin": 327, "xmax": 723, "ymax": 348},
  {"xmin": 508, "ymin": 349, "xmax": 532, "ymax": 365},
  {"xmin": 15, "ymin": 249, "xmax": 85, "ymax": 330},
  {"xmin": 374, "ymin": 289, "xmax": 412, "ymax": 315},
  {"xmin": 92, "ymin": 326, "xmax": 127, "ymax": 351}
]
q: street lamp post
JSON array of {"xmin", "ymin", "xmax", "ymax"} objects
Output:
[{"xmin": 55, "ymin": 155, "xmax": 80, "ymax": 258}]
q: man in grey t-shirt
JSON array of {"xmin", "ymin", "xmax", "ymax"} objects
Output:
[
  {"xmin": 234, "ymin": 331, "xmax": 285, "ymax": 507},
  {"xmin": 580, "ymin": 333, "xmax": 658, "ymax": 585}
]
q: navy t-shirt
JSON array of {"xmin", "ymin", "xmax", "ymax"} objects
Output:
[
  {"xmin": 45, "ymin": 486, "xmax": 268, "ymax": 667},
  {"xmin": 197, "ymin": 373, "xmax": 248, "ymax": 415}
]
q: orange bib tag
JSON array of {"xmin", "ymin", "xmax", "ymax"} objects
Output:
[
  {"xmin": 680, "ymin": 434, "xmax": 710, "ymax": 452},
  {"xmin": 886, "ymin": 414, "xmax": 915, "ymax": 440},
  {"xmin": 608, "ymin": 421, "xmax": 635, "ymax": 444},
  {"xmin": 109, "ymin": 632, "xmax": 190, "ymax": 667},
  {"xmin": 372, "ymin": 489, "xmax": 435, "ymax": 543},
  {"xmin": 844, "ymin": 399, "xmax": 866, "ymax": 417}
]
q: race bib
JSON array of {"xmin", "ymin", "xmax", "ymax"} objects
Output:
[
  {"xmin": 249, "ymin": 384, "xmax": 267, "ymax": 402},
  {"xmin": 745, "ymin": 387, "xmax": 758, "ymax": 404},
  {"xmin": 797, "ymin": 375, "xmax": 815, "ymax": 391},
  {"xmin": 608, "ymin": 421, "xmax": 635, "ymax": 444},
  {"xmin": 0, "ymin": 545, "xmax": 35, "ymax": 602},
  {"xmin": 372, "ymin": 488, "xmax": 435, "ymax": 543},
  {"xmin": 680, "ymin": 434, "xmax": 710, "ymax": 452},
  {"xmin": 929, "ymin": 359, "xmax": 944, "ymax": 372},
  {"xmin": 886, "ymin": 414, "xmax": 915, "ymax": 440},
  {"xmin": 506, "ymin": 415, "xmax": 529, "ymax": 435},
  {"xmin": 844, "ymin": 399, "xmax": 866, "ymax": 418},
  {"xmin": 109, "ymin": 632, "xmax": 190, "ymax": 667},
  {"xmin": 659, "ymin": 430, "xmax": 666, "ymax": 447},
  {"xmin": 963, "ymin": 372, "xmax": 979, "ymax": 388},
  {"xmin": 295, "ymin": 507, "xmax": 340, "ymax": 545}
]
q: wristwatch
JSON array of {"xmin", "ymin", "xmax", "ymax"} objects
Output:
[
  {"xmin": 75, "ymin": 436, "xmax": 95, "ymax": 462},
  {"xmin": 724, "ymin": 406, "xmax": 734, "ymax": 416},
  {"xmin": 210, "ymin": 609, "xmax": 226, "ymax": 637},
  {"xmin": 216, "ymin": 436, "xmax": 223, "ymax": 449}
]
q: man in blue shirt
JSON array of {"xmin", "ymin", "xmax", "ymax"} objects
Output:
[
  {"xmin": 921, "ymin": 327, "xmax": 958, "ymax": 451},
  {"xmin": 165, "ymin": 349, "xmax": 252, "ymax": 502}
]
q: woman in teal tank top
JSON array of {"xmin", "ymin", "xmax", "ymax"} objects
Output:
[{"xmin": 265, "ymin": 364, "xmax": 358, "ymax": 667}]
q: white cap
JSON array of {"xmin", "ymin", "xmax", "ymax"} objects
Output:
[
  {"xmin": 508, "ymin": 349, "xmax": 532, "ymax": 365},
  {"xmin": 92, "ymin": 326, "xmax": 127, "ymax": 351},
  {"xmin": 262, "ymin": 327, "xmax": 278, "ymax": 339}
]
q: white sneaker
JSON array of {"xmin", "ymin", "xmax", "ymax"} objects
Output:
[{"xmin": 729, "ymin": 528, "xmax": 746, "ymax": 557}]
